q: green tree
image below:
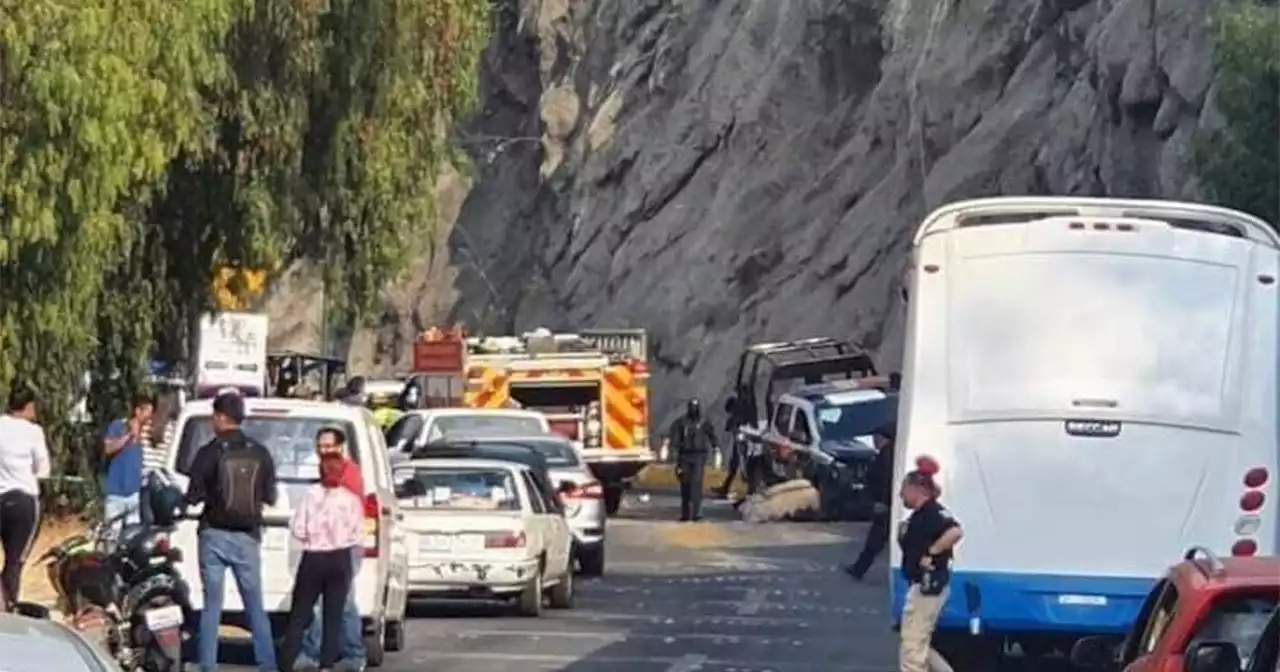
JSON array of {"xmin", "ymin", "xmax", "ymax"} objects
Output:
[
  {"xmin": 1193, "ymin": 0, "xmax": 1280, "ymax": 225},
  {"xmin": 0, "ymin": 0, "xmax": 238, "ymax": 480},
  {"xmin": 1, "ymin": 0, "xmax": 491, "ymax": 486}
]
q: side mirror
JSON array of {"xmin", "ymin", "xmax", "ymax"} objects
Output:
[
  {"xmin": 1184, "ymin": 642, "xmax": 1241, "ymax": 672},
  {"xmin": 1068, "ymin": 635, "xmax": 1122, "ymax": 670}
]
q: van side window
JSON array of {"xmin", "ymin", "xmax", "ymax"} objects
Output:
[
  {"xmin": 1138, "ymin": 582, "xmax": 1180, "ymax": 655},
  {"xmin": 1186, "ymin": 592, "xmax": 1278, "ymax": 660},
  {"xmin": 772, "ymin": 403, "xmax": 794, "ymax": 434},
  {"xmin": 792, "ymin": 411, "xmax": 812, "ymax": 443},
  {"xmin": 521, "ymin": 472, "xmax": 547, "ymax": 514},
  {"xmin": 385, "ymin": 414, "xmax": 424, "ymax": 452}
]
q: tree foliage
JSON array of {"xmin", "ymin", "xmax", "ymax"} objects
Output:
[
  {"xmin": 1193, "ymin": 0, "xmax": 1280, "ymax": 225},
  {"xmin": 0, "ymin": 0, "xmax": 490, "ymax": 478}
]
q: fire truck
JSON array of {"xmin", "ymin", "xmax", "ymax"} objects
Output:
[{"xmin": 411, "ymin": 326, "xmax": 653, "ymax": 515}]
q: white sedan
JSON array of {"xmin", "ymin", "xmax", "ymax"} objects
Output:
[{"xmin": 394, "ymin": 457, "xmax": 575, "ymax": 616}]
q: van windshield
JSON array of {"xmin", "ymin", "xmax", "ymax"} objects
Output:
[
  {"xmin": 951, "ymin": 252, "xmax": 1238, "ymax": 423},
  {"xmin": 815, "ymin": 396, "xmax": 897, "ymax": 442},
  {"xmin": 176, "ymin": 416, "xmax": 361, "ymax": 483}
]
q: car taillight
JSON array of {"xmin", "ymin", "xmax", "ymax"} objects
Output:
[
  {"xmin": 1244, "ymin": 467, "xmax": 1269, "ymax": 489},
  {"xmin": 1231, "ymin": 539, "xmax": 1257, "ymax": 557},
  {"xmin": 363, "ymin": 494, "xmax": 380, "ymax": 558},
  {"xmin": 565, "ymin": 482, "xmax": 603, "ymax": 499},
  {"xmin": 485, "ymin": 531, "xmax": 526, "ymax": 548}
]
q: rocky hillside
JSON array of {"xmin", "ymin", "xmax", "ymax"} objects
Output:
[{"xmin": 268, "ymin": 0, "xmax": 1221, "ymax": 425}]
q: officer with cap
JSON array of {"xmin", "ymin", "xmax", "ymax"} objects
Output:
[{"xmin": 667, "ymin": 399, "xmax": 718, "ymax": 521}]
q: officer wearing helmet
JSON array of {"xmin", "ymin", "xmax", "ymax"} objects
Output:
[{"xmin": 667, "ymin": 399, "xmax": 718, "ymax": 521}]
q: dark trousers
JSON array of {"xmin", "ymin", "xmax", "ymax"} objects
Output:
[
  {"xmin": 0, "ymin": 491, "xmax": 39, "ymax": 604},
  {"xmin": 279, "ymin": 548, "xmax": 355, "ymax": 668},
  {"xmin": 849, "ymin": 511, "xmax": 890, "ymax": 578},
  {"xmin": 677, "ymin": 460, "xmax": 705, "ymax": 521},
  {"xmin": 718, "ymin": 440, "xmax": 764, "ymax": 495}
]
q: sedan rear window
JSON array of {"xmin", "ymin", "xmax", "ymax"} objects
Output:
[
  {"xmin": 427, "ymin": 415, "xmax": 545, "ymax": 441},
  {"xmin": 393, "ymin": 467, "xmax": 521, "ymax": 511},
  {"xmin": 175, "ymin": 415, "xmax": 361, "ymax": 483}
]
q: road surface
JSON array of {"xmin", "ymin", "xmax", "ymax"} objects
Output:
[{"xmin": 217, "ymin": 493, "xmax": 898, "ymax": 671}]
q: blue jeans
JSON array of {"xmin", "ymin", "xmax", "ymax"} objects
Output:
[
  {"xmin": 300, "ymin": 547, "xmax": 366, "ymax": 664},
  {"xmin": 103, "ymin": 493, "xmax": 140, "ymax": 526},
  {"xmin": 197, "ymin": 528, "xmax": 277, "ymax": 672}
]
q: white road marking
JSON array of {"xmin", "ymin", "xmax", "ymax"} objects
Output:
[
  {"xmin": 736, "ymin": 587, "xmax": 769, "ymax": 615},
  {"xmin": 665, "ymin": 653, "xmax": 709, "ymax": 672}
]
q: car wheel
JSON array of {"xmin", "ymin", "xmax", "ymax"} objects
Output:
[
  {"xmin": 518, "ymin": 573, "xmax": 544, "ymax": 617},
  {"xmin": 547, "ymin": 568, "xmax": 574, "ymax": 609},
  {"xmin": 384, "ymin": 619, "xmax": 405, "ymax": 652},
  {"xmin": 364, "ymin": 619, "xmax": 386, "ymax": 667},
  {"xmin": 577, "ymin": 545, "xmax": 605, "ymax": 577}
]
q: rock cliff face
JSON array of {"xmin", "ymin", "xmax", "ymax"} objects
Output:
[{"xmin": 270, "ymin": 0, "xmax": 1222, "ymax": 426}]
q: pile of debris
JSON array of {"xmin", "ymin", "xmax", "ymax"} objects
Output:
[{"xmin": 736, "ymin": 479, "xmax": 822, "ymax": 523}]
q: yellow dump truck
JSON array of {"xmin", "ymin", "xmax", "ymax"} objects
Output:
[{"xmin": 413, "ymin": 327, "xmax": 653, "ymax": 515}]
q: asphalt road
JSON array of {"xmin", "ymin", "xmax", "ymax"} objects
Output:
[{"xmin": 216, "ymin": 492, "xmax": 898, "ymax": 671}]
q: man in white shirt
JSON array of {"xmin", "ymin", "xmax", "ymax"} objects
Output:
[{"xmin": 0, "ymin": 382, "xmax": 52, "ymax": 603}]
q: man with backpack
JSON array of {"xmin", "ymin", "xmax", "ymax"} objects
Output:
[{"xmin": 183, "ymin": 391, "xmax": 279, "ymax": 672}]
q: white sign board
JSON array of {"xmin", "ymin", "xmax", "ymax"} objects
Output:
[{"xmin": 196, "ymin": 312, "xmax": 268, "ymax": 394}]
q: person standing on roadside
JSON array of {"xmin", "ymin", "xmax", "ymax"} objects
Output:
[
  {"xmin": 102, "ymin": 392, "xmax": 154, "ymax": 525},
  {"xmin": 184, "ymin": 391, "xmax": 278, "ymax": 672},
  {"xmin": 0, "ymin": 382, "xmax": 51, "ymax": 605},
  {"xmin": 296, "ymin": 427, "xmax": 367, "ymax": 671},
  {"xmin": 897, "ymin": 456, "xmax": 963, "ymax": 672},
  {"xmin": 278, "ymin": 435, "xmax": 364, "ymax": 672},
  {"xmin": 845, "ymin": 422, "xmax": 897, "ymax": 580},
  {"xmin": 668, "ymin": 399, "xmax": 717, "ymax": 522}
]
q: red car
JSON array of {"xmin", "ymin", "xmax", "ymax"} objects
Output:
[{"xmin": 1072, "ymin": 547, "xmax": 1279, "ymax": 672}]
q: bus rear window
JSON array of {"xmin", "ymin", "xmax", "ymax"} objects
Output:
[{"xmin": 950, "ymin": 252, "xmax": 1238, "ymax": 423}]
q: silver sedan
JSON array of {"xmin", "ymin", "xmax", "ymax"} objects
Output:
[
  {"xmin": 0, "ymin": 612, "xmax": 121, "ymax": 671},
  {"xmin": 450, "ymin": 435, "xmax": 609, "ymax": 576}
]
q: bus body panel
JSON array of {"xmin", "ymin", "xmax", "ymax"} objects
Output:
[{"xmin": 891, "ymin": 198, "xmax": 1280, "ymax": 638}]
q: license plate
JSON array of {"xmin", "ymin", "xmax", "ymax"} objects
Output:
[
  {"xmin": 143, "ymin": 604, "xmax": 184, "ymax": 632},
  {"xmin": 262, "ymin": 528, "xmax": 289, "ymax": 552},
  {"xmin": 419, "ymin": 534, "xmax": 453, "ymax": 553},
  {"xmin": 455, "ymin": 534, "xmax": 485, "ymax": 552}
]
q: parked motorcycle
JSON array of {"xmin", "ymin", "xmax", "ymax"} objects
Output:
[{"xmin": 40, "ymin": 474, "xmax": 190, "ymax": 671}]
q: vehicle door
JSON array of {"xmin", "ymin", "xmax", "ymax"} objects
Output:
[
  {"xmin": 385, "ymin": 413, "xmax": 425, "ymax": 456},
  {"xmin": 790, "ymin": 406, "xmax": 817, "ymax": 451},
  {"xmin": 519, "ymin": 470, "xmax": 549, "ymax": 562},
  {"xmin": 767, "ymin": 401, "xmax": 798, "ymax": 462},
  {"xmin": 1119, "ymin": 579, "xmax": 1182, "ymax": 670},
  {"xmin": 363, "ymin": 412, "xmax": 409, "ymax": 620},
  {"xmin": 527, "ymin": 471, "xmax": 571, "ymax": 575}
]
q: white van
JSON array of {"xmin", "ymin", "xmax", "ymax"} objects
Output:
[
  {"xmin": 166, "ymin": 398, "xmax": 410, "ymax": 666},
  {"xmin": 892, "ymin": 197, "xmax": 1280, "ymax": 659}
]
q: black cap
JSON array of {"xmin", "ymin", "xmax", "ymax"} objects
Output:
[{"xmin": 212, "ymin": 390, "xmax": 246, "ymax": 424}]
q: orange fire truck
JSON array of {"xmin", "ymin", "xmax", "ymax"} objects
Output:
[{"xmin": 412, "ymin": 326, "xmax": 653, "ymax": 515}]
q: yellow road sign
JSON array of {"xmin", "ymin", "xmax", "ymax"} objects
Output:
[{"xmin": 211, "ymin": 268, "xmax": 268, "ymax": 310}]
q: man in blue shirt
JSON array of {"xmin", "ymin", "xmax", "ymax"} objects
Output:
[{"xmin": 102, "ymin": 393, "xmax": 155, "ymax": 524}]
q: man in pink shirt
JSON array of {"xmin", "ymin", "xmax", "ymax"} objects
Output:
[{"xmin": 296, "ymin": 427, "xmax": 368, "ymax": 671}]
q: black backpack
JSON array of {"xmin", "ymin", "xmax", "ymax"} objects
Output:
[{"xmin": 216, "ymin": 438, "xmax": 264, "ymax": 523}]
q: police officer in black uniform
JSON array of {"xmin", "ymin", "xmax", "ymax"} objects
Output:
[
  {"xmin": 668, "ymin": 399, "xmax": 717, "ymax": 521},
  {"xmin": 845, "ymin": 421, "xmax": 897, "ymax": 580},
  {"xmin": 714, "ymin": 388, "xmax": 759, "ymax": 498}
]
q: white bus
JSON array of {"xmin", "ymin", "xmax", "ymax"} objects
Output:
[{"xmin": 891, "ymin": 197, "xmax": 1280, "ymax": 661}]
